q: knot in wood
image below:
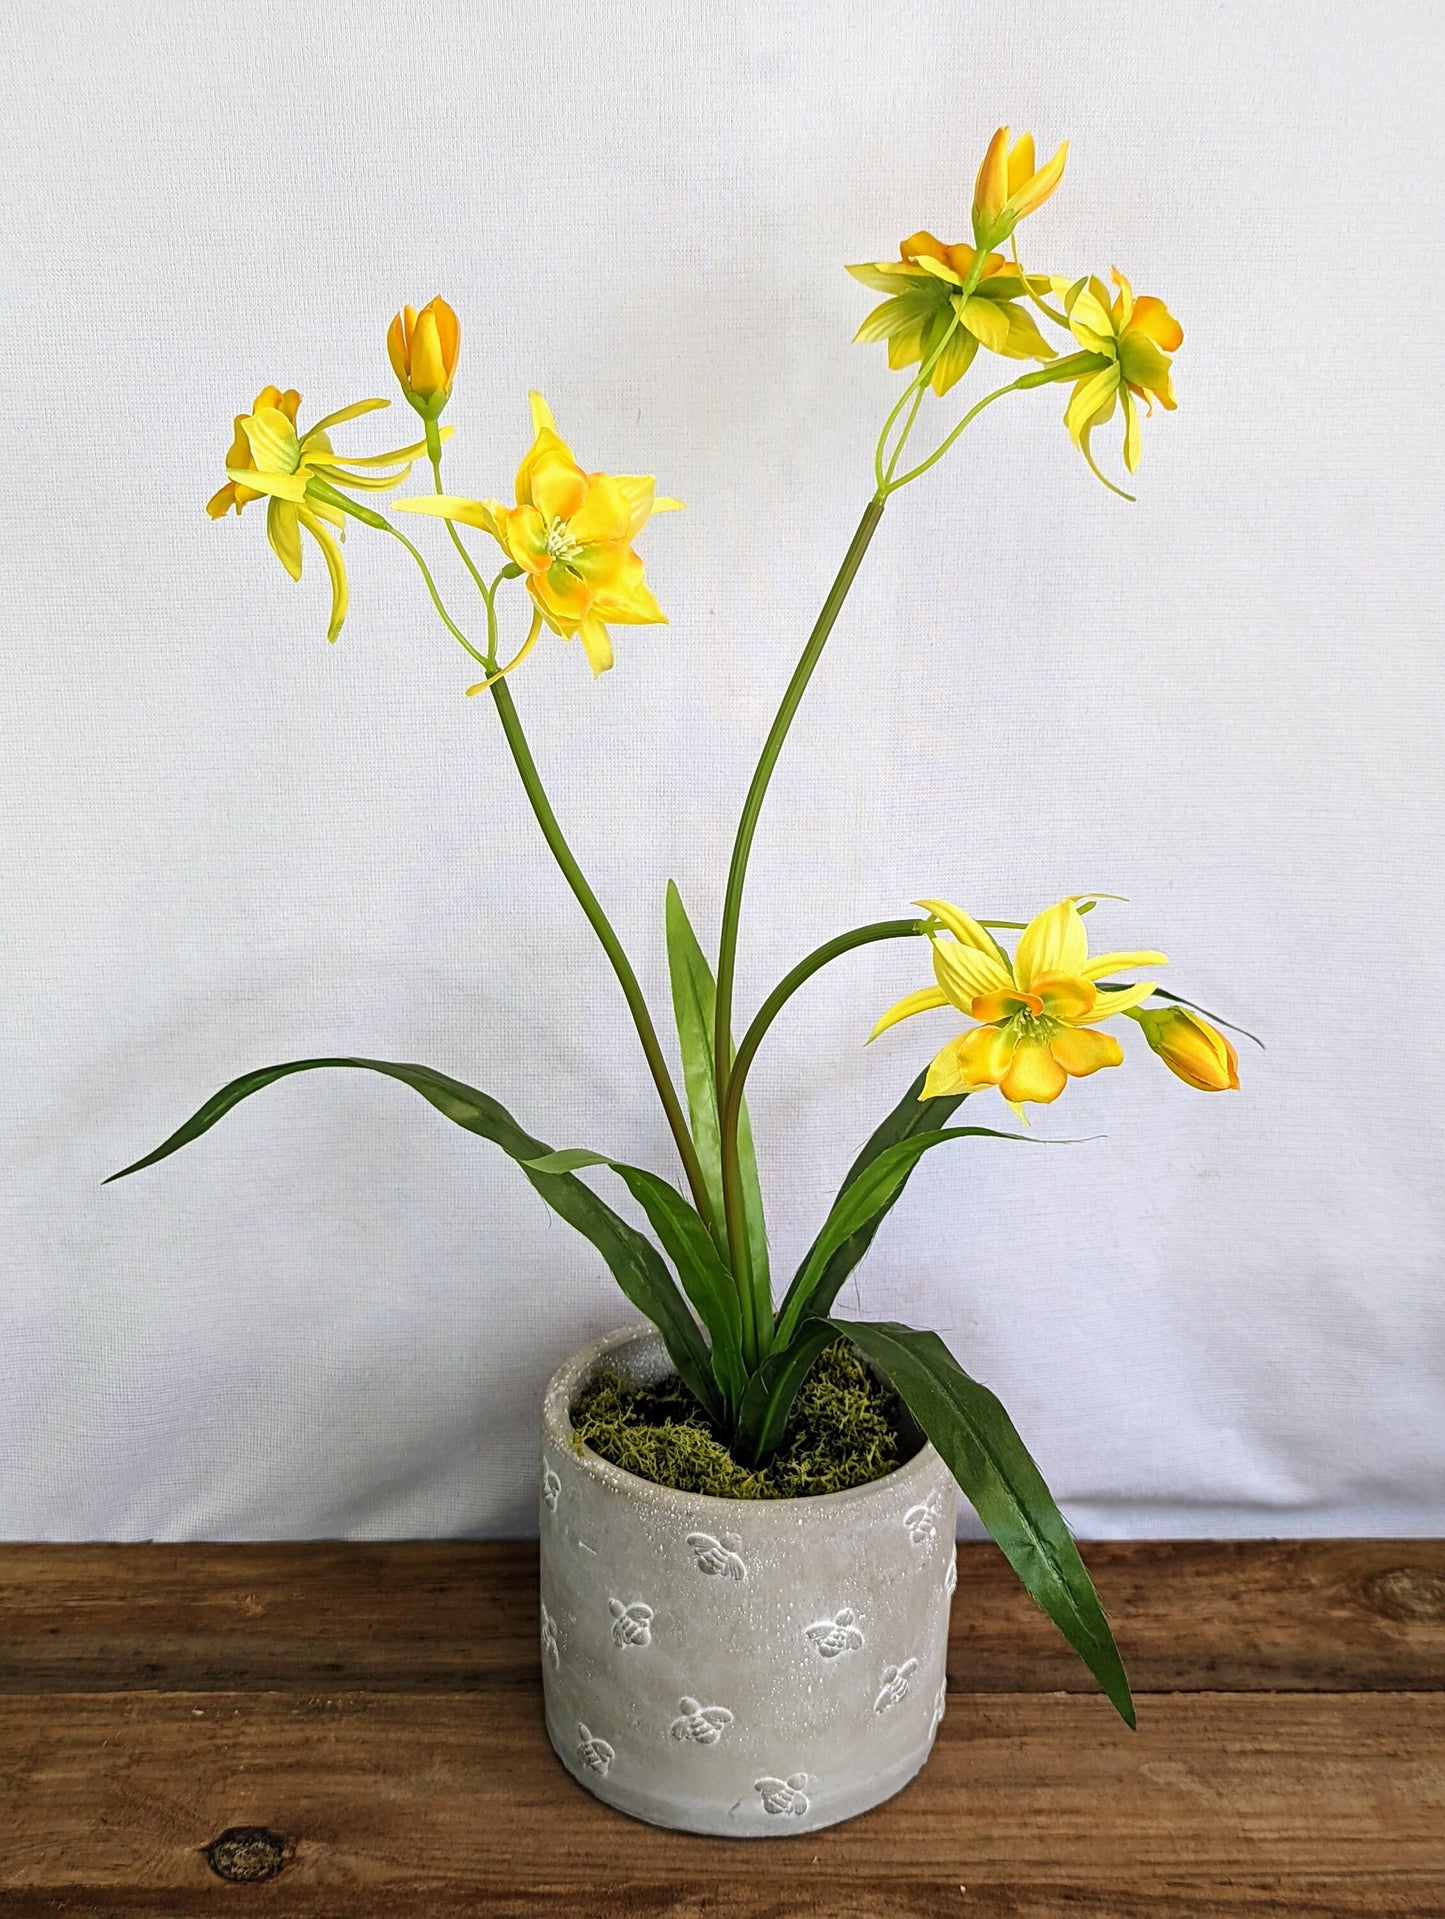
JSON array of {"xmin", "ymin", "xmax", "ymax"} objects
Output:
[
  {"xmin": 1361, "ymin": 1566, "xmax": 1445, "ymax": 1622},
  {"xmin": 205, "ymin": 1827, "xmax": 287, "ymax": 1883}
]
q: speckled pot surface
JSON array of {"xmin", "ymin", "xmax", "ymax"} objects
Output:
[{"xmin": 538, "ymin": 1324, "xmax": 959, "ymax": 1837}]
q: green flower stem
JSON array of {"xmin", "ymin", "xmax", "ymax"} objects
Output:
[
  {"xmin": 381, "ymin": 523, "xmax": 491, "ymax": 668},
  {"xmin": 717, "ymin": 917, "xmax": 923, "ymax": 1302},
  {"xmin": 711, "ymin": 497, "xmax": 887, "ymax": 1314},
  {"xmin": 881, "ymin": 377, "xmax": 1024, "ymax": 495},
  {"xmin": 484, "ymin": 674, "xmax": 716, "ymax": 1231},
  {"xmin": 425, "ymin": 431, "xmax": 493, "ymax": 604}
]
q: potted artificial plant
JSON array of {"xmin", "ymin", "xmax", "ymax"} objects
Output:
[{"xmin": 111, "ymin": 124, "xmax": 1245, "ymax": 1835}]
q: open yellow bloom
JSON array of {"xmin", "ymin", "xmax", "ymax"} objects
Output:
[
  {"xmin": 206, "ymin": 389, "xmax": 435, "ymax": 641},
  {"xmin": 1130, "ymin": 1005, "xmax": 1239, "ymax": 1091},
  {"xmin": 387, "ymin": 296, "xmax": 460, "ymax": 419},
  {"xmin": 1057, "ymin": 269, "xmax": 1183, "ymax": 492},
  {"xmin": 847, "ymin": 233, "xmax": 1057, "ymax": 396},
  {"xmin": 393, "ymin": 393, "xmax": 682, "ymax": 676},
  {"xmin": 972, "ymin": 127, "xmax": 1068, "ymax": 249},
  {"xmin": 871, "ymin": 897, "xmax": 1167, "ymax": 1113}
]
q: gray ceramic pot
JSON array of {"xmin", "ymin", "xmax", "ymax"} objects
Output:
[{"xmin": 538, "ymin": 1323, "xmax": 958, "ymax": 1837}]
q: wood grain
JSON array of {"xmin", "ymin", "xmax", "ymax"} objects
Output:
[
  {"xmin": 2, "ymin": 1538, "xmax": 1443, "ymax": 1694},
  {"xmin": 1, "ymin": 1541, "xmax": 1442, "ymax": 1916}
]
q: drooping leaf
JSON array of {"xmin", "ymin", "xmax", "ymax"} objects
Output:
[
  {"xmin": 733, "ymin": 1317, "xmax": 839, "ymax": 1465},
  {"xmin": 664, "ymin": 881, "xmax": 770, "ymax": 1291},
  {"xmin": 773, "ymin": 1069, "xmax": 965, "ymax": 1344},
  {"xmin": 526, "ymin": 1146, "xmax": 745, "ymax": 1419},
  {"xmin": 776, "ymin": 1112, "xmax": 1029, "ymax": 1349},
  {"xmin": 106, "ymin": 1057, "xmax": 723, "ymax": 1421},
  {"xmin": 833, "ymin": 1319, "xmax": 1135, "ymax": 1728}
]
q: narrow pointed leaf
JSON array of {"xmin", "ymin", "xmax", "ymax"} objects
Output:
[
  {"xmin": 106, "ymin": 1057, "xmax": 721, "ymax": 1420},
  {"xmin": 832, "ymin": 1319, "xmax": 1135, "ymax": 1727},
  {"xmin": 778, "ymin": 1123, "xmax": 1031, "ymax": 1343},
  {"xmin": 526, "ymin": 1147, "xmax": 746, "ymax": 1418},
  {"xmin": 734, "ymin": 1317, "xmax": 838, "ymax": 1465},
  {"xmin": 774, "ymin": 1070, "xmax": 966, "ymax": 1344},
  {"xmin": 664, "ymin": 882, "xmax": 770, "ymax": 1290}
]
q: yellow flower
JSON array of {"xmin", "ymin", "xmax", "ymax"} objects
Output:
[
  {"xmin": 847, "ymin": 232, "xmax": 1057, "ymax": 396},
  {"xmin": 871, "ymin": 897, "xmax": 1167, "ymax": 1113},
  {"xmin": 1058, "ymin": 269, "xmax": 1183, "ymax": 492},
  {"xmin": 206, "ymin": 388, "xmax": 435, "ymax": 641},
  {"xmin": 393, "ymin": 393, "xmax": 682, "ymax": 676},
  {"xmin": 972, "ymin": 126, "xmax": 1068, "ymax": 250},
  {"xmin": 1130, "ymin": 1006, "xmax": 1239, "ymax": 1091},
  {"xmin": 387, "ymin": 297, "xmax": 460, "ymax": 419}
]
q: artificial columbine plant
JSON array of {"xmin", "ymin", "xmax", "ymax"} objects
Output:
[{"xmin": 112, "ymin": 126, "xmax": 1246, "ymax": 1728}]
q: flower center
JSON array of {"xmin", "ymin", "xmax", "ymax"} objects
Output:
[{"xmin": 544, "ymin": 517, "xmax": 583, "ymax": 565}]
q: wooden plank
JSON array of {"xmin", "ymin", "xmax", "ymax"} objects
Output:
[
  {"xmin": 2, "ymin": 1540, "xmax": 1443, "ymax": 1695},
  {"xmin": 0, "ymin": 1689, "xmax": 1441, "ymax": 1915}
]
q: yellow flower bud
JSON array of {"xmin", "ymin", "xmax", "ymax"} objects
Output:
[
  {"xmin": 972, "ymin": 126, "xmax": 1067, "ymax": 250},
  {"xmin": 1133, "ymin": 1006, "xmax": 1239, "ymax": 1092},
  {"xmin": 387, "ymin": 296, "xmax": 460, "ymax": 419}
]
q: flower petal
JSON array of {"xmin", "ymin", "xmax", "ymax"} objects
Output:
[
  {"xmin": 1127, "ymin": 294, "xmax": 1183, "ymax": 353},
  {"xmin": 266, "ymin": 496, "xmax": 303, "ymax": 581},
  {"xmin": 241, "ymin": 407, "xmax": 303, "ymax": 476},
  {"xmin": 306, "ymin": 397, "xmax": 391, "ymax": 436},
  {"xmin": 930, "ymin": 326, "xmax": 979, "ymax": 395},
  {"xmin": 958, "ymin": 295, "xmax": 1011, "ymax": 353},
  {"xmin": 999, "ymin": 1034, "xmax": 1068, "ymax": 1105},
  {"xmin": 1076, "ymin": 980, "xmax": 1159, "ymax": 1022},
  {"xmin": 915, "ymin": 897, "xmax": 1005, "ymax": 957},
  {"xmin": 298, "ymin": 507, "xmax": 348, "ymax": 641},
  {"xmin": 576, "ymin": 615, "xmax": 614, "ymax": 675},
  {"xmin": 392, "ymin": 494, "xmax": 502, "ymax": 537},
  {"xmin": 1047, "ymin": 1024, "xmax": 1123, "ymax": 1078},
  {"xmin": 868, "ymin": 983, "xmax": 950, "ymax": 1042},
  {"xmin": 529, "ymin": 450, "xmax": 589, "ymax": 524},
  {"xmin": 932, "ymin": 937, "xmax": 1015, "ymax": 1010},
  {"xmin": 921, "ymin": 1022, "xmax": 1018, "ymax": 1098},
  {"xmin": 1080, "ymin": 949, "xmax": 1168, "ymax": 981},
  {"xmin": 1014, "ymin": 899, "xmax": 1089, "ymax": 991},
  {"xmin": 226, "ymin": 465, "xmax": 308, "ymax": 502},
  {"xmin": 1033, "ymin": 973, "xmax": 1097, "ymax": 1021},
  {"xmin": 568, "ymin": 475, "xmax": 632, "ymax": 545}
]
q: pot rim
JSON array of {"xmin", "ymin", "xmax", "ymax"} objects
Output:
[{"xmin": 542, "ymin": 1321, "xmax": 949, "ymax": 1517}]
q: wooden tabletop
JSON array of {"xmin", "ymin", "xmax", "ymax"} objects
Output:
[{"xmin": 1, "ymin": 1539, "xmax": 1442, "ymax": 1915}]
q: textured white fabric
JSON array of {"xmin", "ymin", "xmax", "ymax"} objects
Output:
[{"xmin": 2, "ymin": 0, "xmax": 1441, "ymax": 1541}]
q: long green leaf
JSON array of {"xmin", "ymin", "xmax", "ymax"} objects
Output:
[
  {"xmin": 773, "ymin": 1069, "xmax": 965, "ymax": 1342},
  {"xmin": 775, "ymin": 1116, "xmax": 1029, "ymax": 1347},
  {"xmin": 733, "ymin": 1317, "xmax": 837, "ymax": 1464},
  {"xmin": 526, "ymin": 1146, "xmax": 746, "ymax": 1419},
  {"xmin": 106, "ymin": 1058, "xmax": 722, "ymax": 1421},
  {"xmin": 833, "ymin": 1319, "xmax": 1135, "ymax": 1727},
  {"xmin": 664, "ymin": 881, "xmax": 770, "ymax": 1291}
]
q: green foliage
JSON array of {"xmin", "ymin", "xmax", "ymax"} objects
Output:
[
  {"xmin": 105, "ymin": 1057, "xmax": 723, "ymax": 1424},
  {"xmin": 524, "ymin": 1147, "xmax": 745, "ymax": 1420},
  {"xmin": 835, "ymin": 1318, "xmax": 1135, "ymax": 1728},
  {"xmin": 775, "ymin": 1111, "xmax": 1032, "ymax": 1348},
  {"xmin": 572, "ymin": 1338, "xmax": 907, "ymax": 1500},
  {"xmin": 665, "ymin": 881, "xmax": 770, "ymax": 1292}
]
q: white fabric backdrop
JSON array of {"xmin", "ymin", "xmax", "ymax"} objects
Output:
[{"xmin": 2, "ymin": 0, "xmax": 1441, "ymax": 1541}]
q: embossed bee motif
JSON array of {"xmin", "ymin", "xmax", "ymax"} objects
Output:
[
  {"xmin": 804, "ymin": 1607, "xmax": 865, "ymax": 1659},
  {"xmin": 903, "ymin": 1492, "xmax": 941, "ymax": 1546},
  {"xmin": 942, "ymin": 1551, "xmax": 958, "ymax": 1599},
  {"xmin": 576, "ymin": 1723, "xmax": 614, "ymax": 1776},
  {"xmin": 930, "ymin": 1680, "xmax": 948, "ymax": 1738},
  {"xmin": 754, "ymin": 1772, "xmax": 810, "ymax": 1817},
  {"xmin": 686, "ymin": 1530, "xmax": 747, "ymax": 1580},
  {"xmin": 608, "ymin": 1598, "xmax": 654, "ymax": 1647},
  {"xmin": 541, "ymin": 1466, "xmax": 561, "ymax": 1513},
  {"xmin": 873, "ymin": 1657, "xmax": 920, "ymax": 1713},
  {"xmin": 540, "ymin": 1600, "xmax": 560, "ymax": 1669},
  {"xmin": 669, "ymin": 1696, "xmax": 735, "ymax": 1746}
]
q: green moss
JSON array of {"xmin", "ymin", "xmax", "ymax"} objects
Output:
[{"xmin": 569, "ymin": 1339, "xmax": 913, "ymax": 1499}]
